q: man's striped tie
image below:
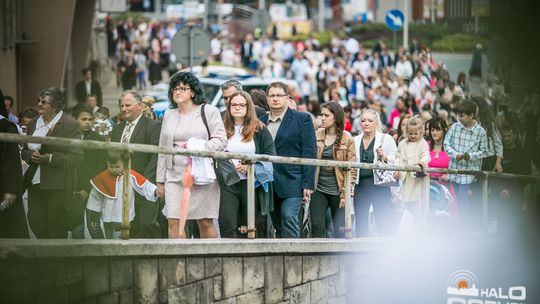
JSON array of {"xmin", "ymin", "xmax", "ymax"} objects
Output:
[{"xmin": 121, "ymin": 122, "xmax": 133, "ymax": 144}]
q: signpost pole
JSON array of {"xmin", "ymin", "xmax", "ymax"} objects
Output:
[
  {"xmin": 393, "ymin": 30, "xmax": 397, "ymax": 52},
  {"xmin": 403, "ymin": 0, "xmax": 409, "ymax": 50},
  {"xmin": 189, "ymin": 26, "xmax": 193, "ymax": 71}
]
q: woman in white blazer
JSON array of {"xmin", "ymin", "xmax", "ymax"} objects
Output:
[{"xmin": 353, "ymin": 109, "xmax": 397, "ymax": 237}]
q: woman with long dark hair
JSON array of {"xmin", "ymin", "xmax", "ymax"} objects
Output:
[
  {"xmin": 473, "ymin": 97, "xmax": 503, "ymax": 172},
  {"xmin": 311, "ymin": 102, "xmax": 356, "ymax": 238},
  {"xmin": 219, "ymin": 91, "xmax": 275, "ymax": 238},
  {"xmin": 427, "ymin": 117, "xmax": 458, "ymax": 216}
]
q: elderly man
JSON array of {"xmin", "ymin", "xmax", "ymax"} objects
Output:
[
  {"xmin": 21, "ymin": 87, "xmax": 82, "ymax": 238},
  {"xmin": 110, "ymin": 90, "xmax": 162, "ymax": 238}
]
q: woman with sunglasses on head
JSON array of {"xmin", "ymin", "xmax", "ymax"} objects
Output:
[
  {"xmin": 353, "ymin": 109, "xmax": 397, "ymax": 237},
  {"xmin": 311, "ymin": 102, "xmax": 356, "ymax": 238},
  {"xmin": 219, "ymin": 91, "xmax": 276, "ymax": 238},
  {"xmin": 156, "ymin": 72, "xmax": 227, "ymax": 239}
]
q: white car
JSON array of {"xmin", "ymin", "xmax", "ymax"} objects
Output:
[{"xmin": 150, "ymin": 76, "xmax": 299, "ymax": 119}]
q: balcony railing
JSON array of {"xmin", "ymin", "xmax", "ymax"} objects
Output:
[{"xmin": 1, "ymin": 132, "xmax": 537, "ymax": 240}]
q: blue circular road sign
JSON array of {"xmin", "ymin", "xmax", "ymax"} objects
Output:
[{"xmin": 385, "ymin": 9, "xmax": 404, "ymax": 31}]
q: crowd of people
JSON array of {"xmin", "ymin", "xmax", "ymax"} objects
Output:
[{"xmin": 1, "ymin": 30, "xmax": 539, "ymax": 239}]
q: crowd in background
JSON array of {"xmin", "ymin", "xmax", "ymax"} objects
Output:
[{"xmin": 1, "ymin": 24, "xmax": 540, "ymax": 239}]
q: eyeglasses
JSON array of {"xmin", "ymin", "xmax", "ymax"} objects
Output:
[
  {"xmin": 173, "ymin": 86, "xmax": 191, "ymax": 93},
  {"xmin": 267, "ymin": 94, "xmax": 287, "ymax": 99},
  {"xmin": 37, "ymin": 99, "xmax": 52, "ymax": 106},
  {"xmin": 230, "ymin": 103, "xmax": 247, "ymax": 109}
]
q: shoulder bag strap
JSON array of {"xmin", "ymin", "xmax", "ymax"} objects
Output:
[{"xmin": 200, "ymin": 103, "xmax": 211, "ymax": 140}]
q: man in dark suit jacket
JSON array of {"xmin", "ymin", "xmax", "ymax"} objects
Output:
[
  {"xmin": 75, "ymin": 67, "xmax": 103, "ymax": 107},
  {"xmin": 21, "ymin": 87, "xmax": 83, "ymax": 238},
  {"xmin": 0, "ymin": 90, "xmax": 28, "ymax": 238},
  {"xmin": 240, "ymin": 34, "xmax": 254, "ymax": 69},
  {"xmin": 110, "ymin": 90, "xmax": 162, "ymax": 238},
  {"xmin": 261, "ymin": 82, "xmax": 317, "ymax": 238}
]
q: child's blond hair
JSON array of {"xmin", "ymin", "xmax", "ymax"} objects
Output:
[{"xmin": 406, "ymin": 116, "xmax": 424, "ymax": 134}]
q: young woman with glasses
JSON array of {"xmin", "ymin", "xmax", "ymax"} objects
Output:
[{"xmin": 219, "ymin": 91, "xmax": 276, "ymax": 238}]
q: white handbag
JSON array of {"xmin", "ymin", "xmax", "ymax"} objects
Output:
[{"xmin": 373, "ymin": 135, "xmax": 398, "ymax": 187}]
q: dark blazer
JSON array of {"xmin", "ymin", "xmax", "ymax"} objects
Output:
[
  {"xmin": 0, "ymin": 119, "xmax": 22, "ymax": 195},
  {"xmin": 75, "ymin": 80, "xmax": 103, "ymax": 107},
  {"xmin": 254, "ymin": 125, "xmax": 275, "ymax": 156},
  {"xmin": 0, "ymin": 118, "xmax": 28, "ymax": 238},
  {"xmin": 110, "ymin": 115, "xmax": 161, "ymax": 182},
  {"xmin": 261, "ymin": 108, "xmax": 317, "ymax": 198},
  {"xmin": 240, "ymin": 41, "xmax": 253, "ymax": 67},
  {"xmin": 21, "ymin": 113, "xmax": 83, "ymax": 190},
  {"xmin": 78, "ymin": 131, "xmax": 107, "ymax": 192}
]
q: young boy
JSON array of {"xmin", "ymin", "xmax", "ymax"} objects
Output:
[
  {"xmin": 86, "ymin": 151, "xmax": 158, "ymax": 239},
  {"xmin": 444, "ymin": 100, "xmax": 488, "ymax": 229},
  {"xmin": 70, "ymin": 103, "xmax": 106, "ymax": 238}
]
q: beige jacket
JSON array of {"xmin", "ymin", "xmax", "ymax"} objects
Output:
[{"xmin": 314, "ymin": 128, "xmax": 357, "ymax": 199}]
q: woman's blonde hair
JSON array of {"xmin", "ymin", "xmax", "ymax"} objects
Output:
[{"xmin": 359, "ymin": 109, "xmax": 383, "ymax": 132}]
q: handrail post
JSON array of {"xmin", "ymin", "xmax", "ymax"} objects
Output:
[
  {"xmin": 481, "ymin": 175, "xmax": 489, "ymax": 230},
  {"xmin": 343, "ymin": 169, "xmax": 353, "ymax": 239},
  {"xmin": 246, "ymin": 162, "xmax": 256, "ymax": 239},
  {"xmin": 121, "ymin": 152, "xmax": 132, "ymax": 240}
]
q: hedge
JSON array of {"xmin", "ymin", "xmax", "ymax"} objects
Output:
[{"xmin": 432, "ymin": 33, "xmax": 489, "ymax": 53}]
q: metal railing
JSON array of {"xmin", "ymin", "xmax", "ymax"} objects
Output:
[{"xmin": 1, "ymin": 133, "xmax": 538, "ymax": 239}]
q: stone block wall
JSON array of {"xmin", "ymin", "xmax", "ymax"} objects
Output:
[{"xmin": 0, "ymin": 240, "xmax": 375, "ymax": 304}]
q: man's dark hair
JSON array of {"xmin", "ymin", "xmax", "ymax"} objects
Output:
[
  {"xmin": 3, "ymin": 95, "xmax": 14, "ymax": 107},
  {"xmin": 81, "ymin": 67, "xmax": 91, "ymax": 75},
  {"xmin": 248, "ymin": 89, "xmax": 269, "ymax": 110},
  {"xmin": 38, "ymin": 87, "xmax": 65, "ymax": 113},
  {"xmin": 455, "ymin": 99, "xmax": 477, "ymax": 116},
  {"xmin": 168, "ymin": 72, "xmax": 206, "ymax": 107},
  {"xmin": 500, "ymin": 122, "xmax": 517, "ymax": 134},
  {"xmin": 266, "ymin": 81, "xmax": 289, "ymax": 95},
  {"xmin": 106, "ymin": 150, "xmax": 124, "ymax": 164},
  {"xmin": 96, "ymin": 106, "xmax": 110, "ymax": 117},
  {"xmin": 72, "ymin": 103, "xmax": 94, "ymax": 119},
  {"xmin": 19, "ymin": 107, "xmax": 39, "ymax": 120}
]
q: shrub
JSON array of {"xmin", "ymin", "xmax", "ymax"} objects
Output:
[{"xmin": 432, "ymin": 34, "xmax": 489, "ymax": 53}]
